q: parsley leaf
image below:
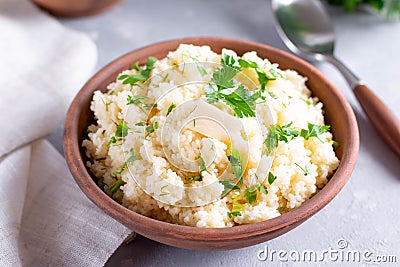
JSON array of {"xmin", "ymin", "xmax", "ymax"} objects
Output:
[
  {"xmin": 294, "ymin": 163, "xmax": 310, "ymax": 176},
  {"xmin": 220, "ymin": 85, "xmax": 256, "ymax": 118},
  {"xmin": 109, "ymin": 180, "xmax": 124, "ymax": 193},
  {"xmin": 300, "ymin": 123, "xmax": 330, "ymax": 142},
  {"xmin": 166, "ymin": 103, "xmax": 176, "ymax": 116},
  {"xmin": 108, "ymin": 136, "xmax": 117, "ymax": 147},
  {"xmin": 227, "ymin": 211, "xmax": 242, "ymax": 218},
  {"xmin": 220, "ymin": 180, "xmax": 240, "ymax": 195},
  {"xmin": 112, "ymin": 148, "xmax": 140, "ymax": 175},
  {"xmin": 187, "ymin": 174, "xmax": 202, "ymax": 182},
  {"xmin": 221, "ymin": 53, "xmax": 241, "ymax": 70},
  {"xmin": 228, "ymin": 147, "xmax": 243, "ymax": 186},
  {"xmin": 118, "ymin": 57, "xmax": 157, "ymax": 86},
  {"xmin": 145, "ymin": 121, "xmax": 158, "ymax": 136},
  {"xmin": 159, "ymin": 185, "xmax": 169, "ymax": 196},
  {"xmin": 238, "ymin": 58, "xmax": 258, "ymax": 69},
  {"xmin": 127, "ymin": 95, "xmax": 148, "ymax": 106},
  {"xmin": 126, "ymin": 148, "xmax": 141, "ymax": 163},
  {"xmin": 264, "ymin": 125, "xmax": 278, "ymax": 155},
  {"xmin": 118, "ymin": 73, "xmax": 147, "ymax": 86},
  {"xmin": 268, "ymin": 91, "xmax": 278, "ymax": 99},
  {"xmin": 197, "ymin": 156, "xmax": 209, "ymax": 173},
  {"xmin": 261, "ymin": 184, "xmax": 268, "ymax": 195},
  {"xmin": 203, "ymin": 83, "xmax": 220, "ymax": 104},
  {"xmin": 276, "ymin": 122, "xmax": 300, "ymax": 143},
  {"xmin": 244, "ymin": 184, "xmax": 260, "ymax": 204},
  {"xmin": 268, "ymin": 172, "xmax": 277, "ymax": 185},
  {"xmin": 211, "ymin": 64, "xmax": 238, "ymax": 90},
  {"xmin": 115, "ymin": 121, "xmax": 130, "ymax": 138}
]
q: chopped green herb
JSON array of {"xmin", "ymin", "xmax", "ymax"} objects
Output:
[
  {"xmin": 227, "ymin": 211, "xmax": 242, "ymax": 218},
  {"xmin": 161, "ymin": 73, "xmax": 169, "ymax": 82},
  {"xmin": 159, "ymin": 185, "xmax": 169, "ymax": 196},
  {"xmin": 193, "ymin": 119, "xmax": 196, "ymax": 128},
  {"xmin": 221, "ymin": 53, "xmax": 241, "ymax": 70},
  {"xmin": 126, "ymin": 148, "xmax": 141, "ymax": 163},
  {"xmin": 205, "ymin": 82, "xmax": 258, "ymax": 118},
  {"xmin": 118, "ymin": 73, "xmax": 147, "ymax": 86},
  {"xmin": 135, "ymin": 121, "xmax": 145, "ymax": 126},
  {"xmin": 327, "ymin": 138, "xmax": 340, "ymax": 148},
  {"xmin": 238, "ymin": 58, "xmax": 258, "ymax": 69},
  {"xmin": 127, "ymin": 95, "xmax": 148, "ymax": 106},
  {"xmin": 228, "ymin": 147, "xmax": 243, "ymax": 186},
  {"xmin": 294, "ymin": 163, "xmax": 310, "ymax": 176},
  {"xmin": 301, "ymin": 98, "xmax": 311, "ymax": 106},
  {"xmin": 95, "ymin": 157, "xmax": 107, "ymax": 161},
  {"xmin": 97, "ymin": 179, "xmax": 105, "ymax": 188},
  {"xmin": 101, "ymin": 98, "xmax": 112, "ymax": 111},
  {"xmin": 197, "ymin": 156, "xmax": 209, "ymax": 173},
  {"xmin": 268, "ymin": 172, "xmax": 277, "ymax": 185},
  {"xmin": 196, "ymin": 64, "xmax": 207, "ymax": 76},
  {"xmin": 182, "ymin": 52, "xmax": 208, "ymax": 76},
  {"xmin": 112, "ymin": 164, "xmax": 127, "ymax": 175},
  {"xmin": 108, "ymin": 136, "xmax": 117, "ymax": 147},
  {"xmin": 112, "ymin": 148, "xmax": 140, "ymax": 175},
  {"xmin": 146, "ymin": 121, "xmax": 158, "ymax": 135},
  {"xmin": 126, "ymin": 95, "xmax": 156, "ymax": 113},
  {"xmin": 220, "ymin": 180, "xmax": 240, "ymax": 195},
  {"xmin": 256, "ymin": 69, "xmax": 270, "ymax": 92},
  {"xmin": 261, "ymin": 184, "xmax": 268, "ymax": 195},
  {"xmin": 109, "ymin": 180, "xmax": 124, "ymax": 193},
  {"xmin": 119, "ymin": 57, "xmax": 157, "ymax": 86},
  {"xmin": 115, "ymin": 121, "xmax": 130, "ymax": 138},
  {"xmin": 300, "ymin": 123, "xmax": 330, "ymax": 142},
  {"xmin": 264, "ymin": 125, "xmax": 278, "ymax": 155},
  {"xmin": 211, "ymin": 64, "xmax": 238, "ymax": 90},
  {"xmin": 268, "ymin": 91, "xmax": 278, "ymax": 99},
  {"xmin": 276, "ymin": 122, "xmax": 300, "ymax": 143},
  {"xmin": 166, "ymin": 103, "xmax": 176, "ymax": 116},
  {"xmin": 244, "ymin": 182, "xmax": 269, "ymax": 204},
  {"xmin": 244, "ymin": 183, "xmax": 260, "ymax": 204},
  {"xmin": 277, "ymin": 206, "xmax": 284, "ymax": 211},
  {"xmin": 187, "ymin": 174, "xmax": 202, "ymax": 182}
]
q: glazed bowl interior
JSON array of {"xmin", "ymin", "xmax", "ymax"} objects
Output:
[{"xmin": 64, "ymin": 37, "xmax": 359, "ymax": 250}]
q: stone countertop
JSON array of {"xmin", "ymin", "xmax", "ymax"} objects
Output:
[{"xmin": 51, "ymin": 0, "xmax": 400, "ymax": 265}]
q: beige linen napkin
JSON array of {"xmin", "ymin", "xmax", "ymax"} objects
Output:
[{"xmin": 0, "ymin": 0, "xmax": 131, "ymax": 266}]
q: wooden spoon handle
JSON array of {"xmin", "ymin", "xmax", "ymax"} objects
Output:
[{"xmin": 353, "ymin": 84, "xmax": 400, "ymax": 157}]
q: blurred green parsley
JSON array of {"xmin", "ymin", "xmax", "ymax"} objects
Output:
[{"xmin": 326, "ymin": 0, "xmax": 400, "ymax": 18}]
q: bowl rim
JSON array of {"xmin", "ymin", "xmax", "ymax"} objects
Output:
[{"xmin": 64, "ymin": 36, "xmax": 359, "ymax": 241}]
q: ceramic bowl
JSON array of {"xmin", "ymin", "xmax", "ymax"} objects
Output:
[{"xmin": 64, "ymin": 37, "xmax": 359, "ymax": 250}]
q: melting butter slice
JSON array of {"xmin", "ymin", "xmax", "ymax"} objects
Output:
[
  {"xmin": 184, "ymin": 99, "xmax": 251, "ymax": 169},
  {"xmin": 185, "ymin": 100, "xmax": 240, "ymax": 143},
  {"xmin": 182, "ymin": 99, "xmax": 274, "ymax": 177}
]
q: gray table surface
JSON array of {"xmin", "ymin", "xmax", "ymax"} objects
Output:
[{"xmin": 50, "ymin": 0, "xmax": 400, "ymax": 266}]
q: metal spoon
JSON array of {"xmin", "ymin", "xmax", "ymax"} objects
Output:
[{"xmin": 271, "ymin": 0, "xmax": 400, "ymax": 157}]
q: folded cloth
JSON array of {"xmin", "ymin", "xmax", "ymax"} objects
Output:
[{"xmin": 0, "ymin": 0, "xmax": 131, "ymax": 266}]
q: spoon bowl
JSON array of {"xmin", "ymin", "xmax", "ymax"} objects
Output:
[
  {"xmin": 272, "ymin": 0, "xmax": 400, "ymax": 157},
  {"xmin": 273, "ymin": 0, "xmax": 335, "ymax": 59}
]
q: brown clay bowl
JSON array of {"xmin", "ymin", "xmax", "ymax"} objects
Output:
[
  {"xmin": 64, "ymin": 37, "xmax": 359, "ymax": 250},
  {"xmin": 32, "ymin": 0, "xmax": 121, "ymax": 18}
]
